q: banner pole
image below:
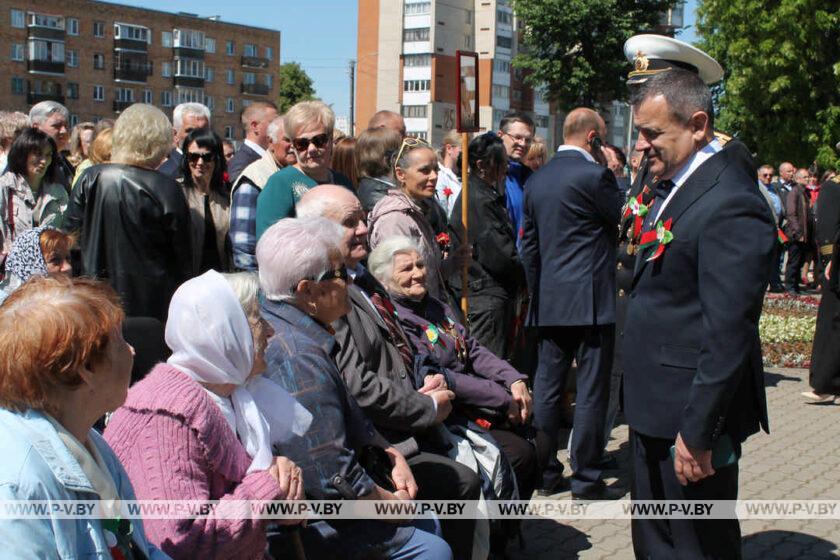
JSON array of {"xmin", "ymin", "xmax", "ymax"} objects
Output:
[{"xmin": 460, "ymin": 132, "xmax": 469, "ymax": 319}]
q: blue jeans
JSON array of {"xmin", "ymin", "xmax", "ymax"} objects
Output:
[{"xmin": 391, "ymin": 517, "xmax": 452, "ymax": 560}]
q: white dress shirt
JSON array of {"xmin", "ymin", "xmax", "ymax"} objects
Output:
[
  {"xmin": 654, "ymin": 138, "xmax": 722, "ymax": 222},
  {"xmin": 556, "ymin": 144, "xmax": 596, "ymax": 163}
]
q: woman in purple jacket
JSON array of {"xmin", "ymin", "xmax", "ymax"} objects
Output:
[{"xmin": 368, "ymin": 236, "xmax": 544, "ymax": 500}]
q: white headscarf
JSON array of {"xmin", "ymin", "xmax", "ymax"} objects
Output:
[{"xmin": 166, "ymin": 270, "xmax": 312, "ymax": 473}]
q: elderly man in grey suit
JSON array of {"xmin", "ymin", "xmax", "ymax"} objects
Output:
[{"xmin": 296, "ymin": 185, "xmax": 480, "ymax": 560}]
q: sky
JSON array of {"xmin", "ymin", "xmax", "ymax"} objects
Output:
[{"xmin": 111, "ymin": 0, "xmax": 700, "ymax": 119}]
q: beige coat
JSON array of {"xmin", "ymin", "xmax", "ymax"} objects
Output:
[
  {"xmin": 0, "ymin": 171, "xmax": 68, "ymax": 264},
  {"xmin": 180, "ymin": 181, "xmax": 232, "ymax": 273}
]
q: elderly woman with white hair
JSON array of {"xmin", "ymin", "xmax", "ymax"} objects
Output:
[
  {"xmin": 368, "ymin": 236, "xmax": 543, "ymax": 502},
  {"xmin": 257, "ymin": 217, "xmax": 451, "ymax": 560},
  {"xmin": 254, "ymin": 101, "xmax": 353, "ymax": 240},
  {"xmin": 64, "ymin": 103, "xmax": 193, "ymax": 321}
]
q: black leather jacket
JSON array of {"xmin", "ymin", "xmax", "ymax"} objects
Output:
[{"xmin": 64, "ymin": 163, "xmax": 193, "ymax": 321}]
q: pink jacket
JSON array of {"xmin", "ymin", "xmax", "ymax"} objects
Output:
[{"xmin": 104, "ymin": 363, "xmax": 282, "ymax": 560}]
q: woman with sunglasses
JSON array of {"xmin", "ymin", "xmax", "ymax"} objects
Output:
[
  {"xmin": 255, "ymin": 101, "xmax": 353, "ymax": 241},
  {"xmin": 368, "ymin": 138, "xmax": 458, "ymax": 303},
  {"xmin": 179, "ymin": 128, "xmax": 232, "ymax": 273}
]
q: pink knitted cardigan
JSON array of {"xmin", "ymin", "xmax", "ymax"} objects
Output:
[{"xmin": 104, "ymin": 363, "xmax": 282, "ymax": 560}]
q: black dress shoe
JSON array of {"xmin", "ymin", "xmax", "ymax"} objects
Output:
[
  {"xmin": 571, "ymin": 484, "xmax": 626, "ymax": 501},
  {"xmin": 594, "ymin": 455, "xmax": 621, "ymax": 471}
]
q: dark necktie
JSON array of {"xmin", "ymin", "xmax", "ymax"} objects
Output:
[
  {"xmin": 370, "ymin": 292, "xmax": 415, "ymax": 371},
  {"xmin": 644, "ymin": 179, "xmax": 675, "ymax": 231}
]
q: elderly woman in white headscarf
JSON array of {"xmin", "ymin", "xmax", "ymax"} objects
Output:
[{"xmin": 104, "ymin": 270, "xmax": 312, "ymax": 559}]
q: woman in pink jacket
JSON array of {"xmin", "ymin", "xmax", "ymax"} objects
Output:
[{"xmin": 104, "ymin": 271, "xmax": 312, "ymax": 559}]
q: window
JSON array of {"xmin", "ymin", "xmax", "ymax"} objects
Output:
[
  {"xmin": 205, "ymin": 37, "xmax": 216, "ymax": 53},
  {"xmin": 403, "ymin": 79, "xmax": 430, "ymax": 92},
  {"xmin": 29, "ymin": 13, "xmax": 64, "ymax": 29},
  {"xmin": 69, "ymin": 114, "xmax": 78, "ymax": 127},
  {"xmin": 142, "ymin": 88, "xmax": 152, "ymax": 103},
  {"xmin": 535, "ymin": 115, "xmax": 549, "ymax": 128},
  {"xmin": 464, "ymin": 35, "xmax": 471, "ymax": 48},
  {"xmin": 241, "ymin": 99, "xmax": 252, "ymax": 108},
  {"xmin": 226, "ymin": 40, "xmax": 234, "ymax": 55},
  {"xmin": 264, "ymin": 74, "xmax": 273, "ymax": 88},
  {"xmin": 28, "ymin": 39, "xmax": 65, "ymax": 63},
  {"xmin": 162, "ymin": 31, "xmax": 173, "ymax": 47},
  {"xmin": 204, "ymin": 66, "xmax": 214, "ymax": 82},
  {"xmin": 492, "ymin": 84, "xmax": 509, "ymax": 98},
  {"xmin": 497, "ymin": 9, "xmax": 512, "ymax": 25},
  {"xmin": 403, "ymin": 28, "xmax": 430, "ymax": 42},
  {"xmin": 226, "ymin": 69, "xmax": 234, "ymax": 84},
  {"xmin": 174, "ymin": 86, "xmax": 203, "ymax": 104},
  {"xmin": 224, "ymin": 126, "xmax": 234, "ymax": 139},
  {"xmin": 115, "ymin": 87, "xmax": 134, "ymax": 102},
  {"xmin": 497, "ymin": 36, "xmax": 512, "ymax": 49},
  {"xmin": 161, "ymin": 90, "xmax": 172, "ymax": 107},
  {"xmin": 161, "ymin": 62, "xmax": 172, "ymax": 77},
  {"xmin": 93, "ymin": 53, "xmax": 104, "ymax": 70},
  {"xmin": 11, "ymin": 77, "xmax": 25, "ymax": 95},
  {"xmin": 93, "ymin": 85, "xmax": 104, "ymax": 101},
  {"xmin": 265, "ymin": 46, "xmax": 273, "ymax": 60},
  {"xmin": 67, "ymin": 82, "xmax": 79, "ymax": 99},
  {"xmin": 205, "ymin": 96, "xmax": 214, "ymax": 111},
  {"xmin": 226, "ymin": 97, "xmax": 234, "ymax": 113},
  {"xmin": 401, "ymin": 105, "xmax": 427, "ymax": 118},
  {"xmin": 404, "ymin": 54, "xmax": 431, "ymax": 67},
  {"xmin": 243, "ymin": 72, "xmax": 256, "ymax": 85},
  {"xmin": 404, "ymin": 1, "xmax": 431, "ymax": 15},
  {"xmin": 67, "ymin": 17, "xmax": 79, "ymax": 35},
  {"xmin": 243, "ymin": 44, "xmax": 257, "ymax": 57},
  {"xmin": 511, "ymin": 88, "xmax": 522, "ymax": 102},
  {"xmin": 11, "ymin": 43, "xmax": 24, "ymax": 62},
  {"xmin": 408, "ymin": 131, "xmax": 428, "ymax": 140},
  {"xmin": 66, "ymin": 49, "xmax": 78, "ymax": 67},
  {"xmin": 93, "ymin": 21, "xmax": 105, "ymax": 38},
  {"xmin": 114, "ymin": 23, "xmax": 150, "ymax": 43},
  {"xmin": 10, "ymin": 9, "xmax": 25, "ymax": 28},
  {"xmin": 175, "ymin": 58, "xmax": 205, "ymax": 78},
  {"xmin": 493, "ymin": 59, "xmax": 510, "ymax": 74},
  {"xmin": 174, "ymin": 29, "xmax": 205, "ymax": 49}
]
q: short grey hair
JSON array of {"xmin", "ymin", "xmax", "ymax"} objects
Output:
[
  {"xmin": 28, "ymin": 101, "xmax": 69, "ymax": 125},
  {"xmin": 267, "ymin": 115, "xmax": 286, "ymax": 144},
  {"xmin": 220, "ymin": 272, "xmax": 260, "ymax": 318},
  {"xmin": 368, "ymin": 235, "xmax": 423, "ymax": 287},
  {"xmin": 173, "ymin": 102, "xmax": 211, "ymax": 130},
  {"xmin": 0, "ymin": 111, "xmax": 30, "ymax": 145},
  {"xmin": 630, "ymin": 69, "xmax": 714, "ymax": 130},
  {"xmin": 256, "ymin": 217, "xmax": 346, "ymax": 302}
]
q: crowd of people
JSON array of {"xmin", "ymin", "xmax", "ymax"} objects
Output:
[{"xmin": 0, "ymin": 30, "xmax": 838, "ymax": 560}]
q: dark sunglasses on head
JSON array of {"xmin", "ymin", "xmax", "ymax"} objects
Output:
[
  {"xmin": 292, "ymin": 133, "xmax": 330, "ymax": 152},
  {"xmin": 187, "ymin": 152, "xmax": 215, "ymax": 164},
  {"xmin": 312, "ymin": 265, "xmax": 349, "ymax": 283}
]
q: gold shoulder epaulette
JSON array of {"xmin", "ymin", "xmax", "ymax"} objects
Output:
[{"xmin": 714, "ymin": 131, "xmax": 732, "ymax": 145}]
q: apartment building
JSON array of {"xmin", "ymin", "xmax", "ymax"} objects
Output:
[
  {"xmin": 356, "ymin": 0, "xmax": 556, "ymax": 147},
  {"xmin": 0, "ymin": 0, "xmax": 280, "ymax": 140}
]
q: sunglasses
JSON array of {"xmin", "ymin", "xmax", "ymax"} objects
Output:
[
  {"xmin": 187, "ymin": 152, "xmax": 215, "ymax": 164},
  {"xmin": 394, "ymin": 137, "xmax": 431, "ymax": 169},
  {"xmin": 312, "ymin": 265, "xmax": 349, "ymax": 283},
  {"xmin": 292, "ymin": 133, "xmax": 330, "ymax": 152}
]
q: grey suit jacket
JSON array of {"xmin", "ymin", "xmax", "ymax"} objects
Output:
[{"xmin": 333, "ymin": 283, "xmax": 438, "ymax": 457}]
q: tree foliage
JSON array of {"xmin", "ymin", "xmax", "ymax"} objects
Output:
[
  {"xmin": 697, "ymin": 0, "xmax": 840, "ymax": 170},
  {"xmin": 277, "ymin": 62, "xmax": 316, "ymax": 113},
  {"xmin": 511, "ymin": 0, "xmax": 674, "ymax": 109}
]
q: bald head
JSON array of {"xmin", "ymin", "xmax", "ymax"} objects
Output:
[
  {"xmin": 368, "ymin": 110, "xmax": 406, "ymax": 138},
  {"xmin": 297, "ymin": 185, "xmax": 369, "ymax": 266},
  {"xmin": 779, "ymin": 162, "xmax": 795, "ymax": 182},
  {"xmin": 794, "ymin": 168, "xmax": 810, "ymax": 185},
  {"xmin": 563, "ymin": 108, "xmax": 606, "ymax": 146}
]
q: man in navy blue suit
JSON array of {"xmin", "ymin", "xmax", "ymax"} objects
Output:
[
  {"xmin": 522, "ymin": 108, "xmax": 624, "ymax": 500},
  {"xmin": 624, "ymin": 70, "xmax": 774, "ymax": 558}
]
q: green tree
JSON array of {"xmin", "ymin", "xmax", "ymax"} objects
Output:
[
  {"xmin": 697, "ymin": 0, "xmax": 840, "ymax": 170},
  {"xmin": 277, "ymin": 62, "xmax": 316, "ymax": 113},
  {"xmin": 512, "ymin": 0, "xmax": 674, "ymax": 109}
]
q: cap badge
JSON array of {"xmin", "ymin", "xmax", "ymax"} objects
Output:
[{"xmin": 634, "ymin": 50, "xmax": 650, "ymax": 72}]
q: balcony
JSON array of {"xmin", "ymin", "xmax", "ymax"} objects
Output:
[
  {"xmin": 114, "ymin": 38, "xmax": 149, "ymax": 52},
  {"xmin": 241, "ymin": 55, "xmax": 270, "ymax": 69},
  {"xmin": 173, "ymin": 46, "xmax": 204, "ymax": 59},
  {"xmin": 241, "ymin": 82, "xmax": 270, "ymax": 96},
  {"xmin": 113, "ymin": 99, "xmax": 134, "ymax": 112},
  {"xmin": 174, "ymin": 75, "xmax": 205, "ymax": 88},
  {"xmin": 27, "ymin": 88, "xmax": 64, "ymax": 105},
  {"xmin": 28, "ymin": 27, "xmax": 65, "ymax": 41},
  {"xmin": 28, "ymin": 59, "xmax": 64, "ymax": 75},
  {"xmin": 114, "ymin": 64, "xmax": 151, "ymax": 83}
]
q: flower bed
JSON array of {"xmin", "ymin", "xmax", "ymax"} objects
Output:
[{"xmin": 760, "ymin": 293, "xmax": 819, "ymax": 368}]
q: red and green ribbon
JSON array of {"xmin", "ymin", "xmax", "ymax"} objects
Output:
[
  {"xmin": 777, "ymin": 228, "xmax": 788, "ymax": 244},
  {"xmin": 622, "ymin": 190, "xmax": 650, "ymax": 239},
  {"xmin": 638, "ymin": 218, "xmax": 674, "ymax": 262}
]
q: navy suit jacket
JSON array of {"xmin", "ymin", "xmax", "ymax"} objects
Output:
[
  {"xmin": 227, "ymin": 144, "xmax": 261, "ymax": 184},
  {"xmin": 521, "ymin": 149, "xmax": 622, "ymax": 327},
  {"xmin": 622, "ymin": 144, "xmax": 775, "ymax": 450},
  {"xmin": 157, "ymin": 148, "xmax": 182, "ymax": 179}
]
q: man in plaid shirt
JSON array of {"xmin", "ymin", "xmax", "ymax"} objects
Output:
[{"xmin": 229, "ymin": 115, "xmax": 296, "ymax": 270}]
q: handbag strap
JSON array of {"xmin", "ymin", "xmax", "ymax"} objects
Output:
[{"xmin": 6, "ymin": 188, "xmax": 14, "ymax": 240}]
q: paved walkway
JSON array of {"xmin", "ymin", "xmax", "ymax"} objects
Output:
[{"xmin": 508, "ymin": 368, "xmax": 840, "ymax": 559}]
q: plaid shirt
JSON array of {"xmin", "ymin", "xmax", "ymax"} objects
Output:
[{"xmin": 229, "ymin": 180, "xmax": 260, "ymax": 271}]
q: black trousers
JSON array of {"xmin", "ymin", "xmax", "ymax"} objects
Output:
[
  {"xmin": 784, "ymin": 241, "xmax": 806, "ymax": 291},
  {"xmin": 408, "ymin": 452, "xmax": 481, "ymax": 560},
  {"xmin": 467, "ymin": 296, "xmax": 515, "ymax": 360},
  {"xmin": 630, "ymin": 430, "xmax": 742, "ymax": 560},
  {"xmin": 532, "ymin": 324, "xmax": 614, "ymax": 494},
  {"xmin": 489, "ymin": 427, "xmax": 542, "ymax": 499}
]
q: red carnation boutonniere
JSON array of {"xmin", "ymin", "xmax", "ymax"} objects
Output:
[
  {"xmin": 436, "ymin": 232, "xmax": 451, "ymax": 253},
  {"xmin": 442, "ymin": 187, "xmax": 453, "ymax": 198},
  {"xmin": 638, "ymin": 218, "xmax": 674, "ymax": 262}
]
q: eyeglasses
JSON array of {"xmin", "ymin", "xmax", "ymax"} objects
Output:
[
  {"xmin": 394, "ymin": 137, "xmax": 431, "ymax": 169},
  {"xmin": 187, "ymin": 152, "xmax": 214, "ymax": 164},
  {"xmin": 503, "ymin": 132, "xmax": 533, "ymax": 146},
  {"xmin": 311, "ymin": 265, "xmax": 349, "ymax": 283},
  {"xmin": 292, "ymin": 133, "xmax": 330, "ymax": 152}
]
